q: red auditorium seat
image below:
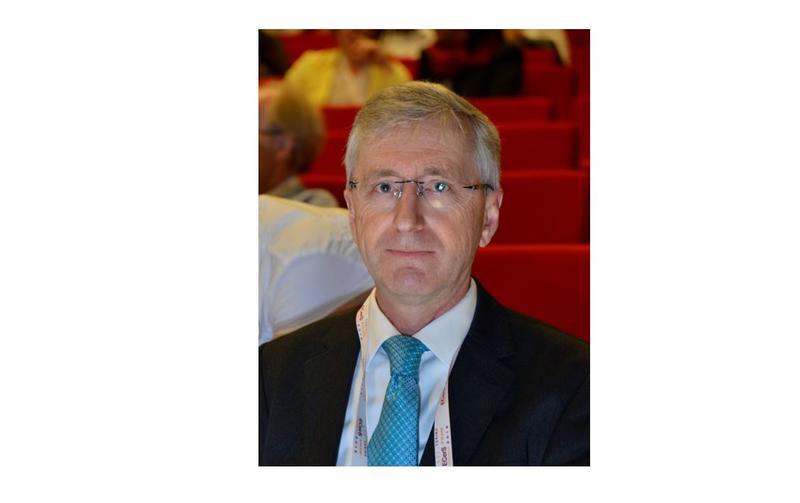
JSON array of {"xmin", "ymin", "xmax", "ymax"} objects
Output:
[
  {"xmin": 276, "ymin": 31, "xmax": 337, "ymax": 66},
  {"xmin": 472, "ymin": 244, "xmax": 589, "ymax": 342},
  {"xmin": 311, "ymin": 128, "xmax": 350, "ymax": 173},
  {"xmin": 321, "ymin": 98, "xmax": 554, "ymax": 134},
  {"xmin": 470, "ymin": 97, "xmax": 553, "ymax": 123},
  {"xmin": 321, "ymin": 105, "xmax": 360, "ymax": 131},
  {"xmin": 566, "ymin": 29, "xmax": 590, "ymax": 95},
  {"xmin": 572, "ymin": 94, "xmax": 590, "ymax": 164},
  {"xmin": 497, "ymin": 122, "xmax": 578, "ymax": 170},
  {"xmin": 298, "ymin": 173, "xmax": 348, "ymax": 207},
  {"xmin": 522, "ymin": 66, "xmax": 576, "ymax": 119},
  {"xmin": 493, "ymin": 170, "xmax": 589, "ymax": 244},
  {"xmin": 523, "ymin": 47, "xmax": 560, "ymax": 67}
]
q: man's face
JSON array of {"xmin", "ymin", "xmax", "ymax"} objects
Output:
[
  {"xmin": 344, "ymin": 120, "xmax": 502, "ymax": 309},
  {"xmin": 258, "ymin": 87, "xmax": 292, "ymax": 193}
]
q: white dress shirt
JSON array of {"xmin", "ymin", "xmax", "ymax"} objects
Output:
[
  {"xmin": 259, "ymin": 195, "xmax": 374, "ymax": 344},
  {"xmin": 336, "ymin": 279, "xmax": 478, "ymax": 465}
]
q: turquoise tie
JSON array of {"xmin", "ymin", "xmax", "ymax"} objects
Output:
[{"xmin": 368, "ymin": 335, "xmax": 429, "ymax": 466}]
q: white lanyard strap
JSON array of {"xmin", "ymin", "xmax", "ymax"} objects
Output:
[{"xmin": 351, "ymin": 302, "xmax": 454, "ymax": 466}]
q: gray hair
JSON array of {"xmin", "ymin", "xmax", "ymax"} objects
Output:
[
  {"xmin": 344, "ymin": 81, "xmax": 501, "ymax": 189},
  {"xmin": 260, "ymin": 82, "xmax": 325, "ymax": 174}
]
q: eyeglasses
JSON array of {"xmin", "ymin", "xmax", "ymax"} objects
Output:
[{"xmin": 347, "ymin": 178, "xmax": 494, "ymax": 211}]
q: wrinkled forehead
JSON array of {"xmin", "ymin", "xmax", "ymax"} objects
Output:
[{"xmin": 355, "ymin": 120, "xmax": 478, "ymax": 180}]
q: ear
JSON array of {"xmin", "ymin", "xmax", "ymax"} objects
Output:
[{"xmin": 479, "ymin": 189, "xmax": 503, "ymax": 247}]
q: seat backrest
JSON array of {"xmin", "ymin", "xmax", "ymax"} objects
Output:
[
  {"xmin": 566, "ymin": 29, "xmax": 590, "ymax": 95},
  {"xmin": 572, "ymin": 94, "xmax": 590, "ymax": 163},
  {"xmin": 497, "ymin": 121, "xmax": 578, "ymax": 170},
  {"xmin": 472, "ymin": 244, "xmax": 589, "ymax": 342},
  {"xmin": 277, "ymin": 32, "xmax": 337, "ymax": 66},
  {"xmin": 523, "ymin": 47, "xmax": 560, "ymax": 66},
  {"xmin": 320, "ymin": 105, "xmax": 360, "ymax": 132},
  {"xmin": 470, "ymin": 96, "xmax": 553, "ymax": 123},
  {"xmin": 493, "ymin": 170, "xmax": 589, "ymax": 244},
  {"xmin": 522, "ymin": 66, "xmax": 576, "ymax": 119},
  {"xmin": 310, "ymin": 128, "xmax": 350, "ymax": 173}
]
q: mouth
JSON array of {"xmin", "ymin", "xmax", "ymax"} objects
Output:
[{"xmin": 386, "ymin": 249, "xmax": 434, "ymax": 257}]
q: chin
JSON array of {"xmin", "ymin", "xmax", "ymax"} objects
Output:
[{"xmin": 385, "ymin": 267, "xmax": 439, "ymax": 299}]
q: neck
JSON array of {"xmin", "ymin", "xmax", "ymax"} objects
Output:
[{"xmin": 376, "ymin": 279, "xmax": 471, "ymax": 335}]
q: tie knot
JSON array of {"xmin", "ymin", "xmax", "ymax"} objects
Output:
[{"xmin": 382, "ymin": 335, "xmax": 428, "ymax": 378}]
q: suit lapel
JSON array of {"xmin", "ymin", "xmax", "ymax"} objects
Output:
[
  {"xmin": 421, "ymin": 284, "xmax": 516, "ymax": 466},
  {"xmin": 447, "ymin": 331, "xmax": 515, "ymax": 465},
  {"xmin": 301, "ymin": 321, "xmax": 360, "ymax": 465}
]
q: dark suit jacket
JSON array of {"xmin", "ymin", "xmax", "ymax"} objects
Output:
[{"xmin": 259, "ymin": 281, "xmax": 589, "ymax": 466}]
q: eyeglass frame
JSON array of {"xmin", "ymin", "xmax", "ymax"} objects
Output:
[{"xmin": 347, "ymin": 178, "xmax": 494, "ymax": 200}]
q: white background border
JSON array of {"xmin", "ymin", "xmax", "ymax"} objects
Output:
[{"xmin": 1, "ymin": 1, "xmax": 799, "ymax": 501}]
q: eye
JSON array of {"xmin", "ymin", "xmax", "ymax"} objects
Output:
[
  {"xmin": 375, "ymin": 182, "xmax": 393, "ymax": 194},
  {"xmin": 432, "ymin": 181, "xmax": 450, "ymax": 193}
]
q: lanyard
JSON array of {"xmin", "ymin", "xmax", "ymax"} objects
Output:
[{"xmin": 350, "ymin": 302, "xmax": 454, "ymax": 466}]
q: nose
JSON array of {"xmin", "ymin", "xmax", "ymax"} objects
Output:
[{"xmin": 392, "ymin": 185, "xmax": 425, "ymax": 232}]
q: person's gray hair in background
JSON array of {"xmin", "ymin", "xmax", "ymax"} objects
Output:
[
  {"xmin": 344, "ymin": 81, "xmax": 502, "ymax": 191},
  {"xmin": 260, "ymin": 82, "xmax": 326, "ymax": 175},
  {"xmin": 259, "ymin": 82, "xmax": 337, "ymax": 207}
]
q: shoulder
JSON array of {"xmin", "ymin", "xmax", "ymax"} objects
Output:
[
  {"xmin": 259, "ymin": 194, "xmax": 350, "ymax": 253},
  {"xmin": 259, "ymin": 308, "xmax": 358, "ymax": 373},
  {"xmin": 504, "ymin": 303, "xmax": 587, "ymax": 359},
  {"xmin": 287, "ymin": 48, "xmax": 340, "ymax": 75},
  {"xmin": 473, "ymin": 282, "xmax": 588, "ymax": 383},
  {"xmin": 506, "ymin": 307, "xmax": 588, "ymax": 383},
  {"xmin": 296, "ymin": 188, "xmax": 340, "ymax": 208}
]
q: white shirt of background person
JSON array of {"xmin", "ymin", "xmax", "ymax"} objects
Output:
[{"xmin": 259, "ymin": 195, "xmax": 374, "ymax": 344}]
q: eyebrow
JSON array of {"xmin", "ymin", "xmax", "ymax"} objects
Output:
[{"xmin": 364, "ymin": 166, "xmax": 452, "ymax": 180}]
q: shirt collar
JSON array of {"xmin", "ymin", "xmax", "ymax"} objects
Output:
[{"xmin": 363, "ymin": 279, "xmax": 478, "ymax": 371}]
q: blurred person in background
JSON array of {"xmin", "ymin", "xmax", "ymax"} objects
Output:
[
  {"xmin": 285, "ymin": 29, "xmax": 411, "ymax": 106},
  {"xmin": 418, "ymin": 29, "xmax": 522, "ymax": 97},
  {"xmin": 504, "ymin": 29, "xmax": 571, "ymax": 65},
  {"xmin": 259, "ymin": 195, "xmax": 373, "ymax": 344},
  {"xmin": 378, "ymin": 29, "xmax": 436, "ymax": 60},
  {"xmin": 259, "ymin": 81, "xmax": 338, "ymax": 207}
]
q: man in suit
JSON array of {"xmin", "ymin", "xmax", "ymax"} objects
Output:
[{"xmin": 259, "ymin": 81, "xmax": 588, "ymax": 466}]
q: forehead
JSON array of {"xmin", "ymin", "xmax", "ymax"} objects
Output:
[{"xmin": 355, "ymin": 120, "xmax": 476, "ymax": 179}]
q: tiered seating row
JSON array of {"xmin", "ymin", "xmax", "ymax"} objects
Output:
[{"xmin": 320, "ymin": 96, "xmax": 555, "ymax": 133}]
